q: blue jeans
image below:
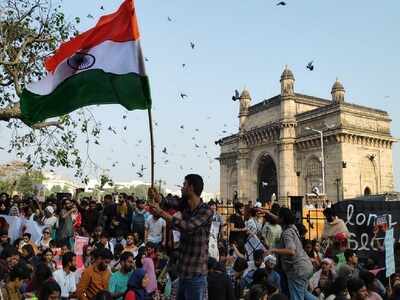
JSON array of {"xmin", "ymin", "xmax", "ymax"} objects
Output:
[
  {"xmin": 177, "ymin": 275, "xmax": 207, "ymax": 300},
  {"xmin": 287, "ymin": 277, "xmax": 317, "ymax": 300}
]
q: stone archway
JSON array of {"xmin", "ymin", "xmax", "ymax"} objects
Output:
[{"xmin": 257, "ymin": 155, "xmax": 278, "ymax": 204}]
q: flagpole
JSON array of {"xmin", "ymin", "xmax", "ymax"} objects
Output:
[
  {"xmin": 148, "ymin": 107, "xmax": 155, "ymax": 188},
  {"xmin": 130, "ymin": 0, "xmax": 155, "ymax": 189}
]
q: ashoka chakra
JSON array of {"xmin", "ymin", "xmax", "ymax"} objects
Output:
[{"xmin": 67, "ymin": 52, "xmax": 96, "ymax": 70}]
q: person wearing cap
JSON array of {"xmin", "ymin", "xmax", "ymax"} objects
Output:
[
  {"xmin": 43, "ymin": 205, "xmax": 58, "ymax": 234},
  {"xmin": 263, "ymin": 255, "xmax": 281, "ymax": 292},
  {"xmin": 309, "ymin": 258, "xmax": 337, "ymax": 298}
]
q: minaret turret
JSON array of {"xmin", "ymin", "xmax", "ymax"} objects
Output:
[
  {"xmin": 239, "ymin": 88, "xmax": 251, "ymax": 130},
  {"xmin": 331, "ymin": 78, "xmax": 345, "ymax": 103},
  {"xmin": 280, "ymin": 65, "xmax": 295, "ymax": 96}
]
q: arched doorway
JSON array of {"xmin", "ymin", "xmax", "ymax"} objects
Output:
[
  {"xmin": 258, "ymin": 155, "xmax": 278, "ymax": 204},
  {"xmin": 364, "ymin": 187, "xmax": 371, "ymax": 196}
]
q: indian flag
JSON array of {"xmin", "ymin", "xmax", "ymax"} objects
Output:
[{"xmin": 20, "ymin": 0, "xmax": 151, "ymax": 126}]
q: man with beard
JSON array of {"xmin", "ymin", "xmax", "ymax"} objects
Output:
[
  {"xmin": 53, "ymin": 252, "xmax": 78, "ymax": 299},
  {"xmin": 76, "ymin": 248, "xmax": 112, "ymax": 300},
  {"xmin": 149, "ymin": 174, "xmax": 213, "ymax": 300},
  {"xmin": 108, "ymin": 252, "xmax": 134, "ymax": 299}
]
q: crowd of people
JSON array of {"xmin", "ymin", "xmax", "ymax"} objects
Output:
[{"xmin": 0, "ymin": 173, "xmax": 398, "ymax": 300}]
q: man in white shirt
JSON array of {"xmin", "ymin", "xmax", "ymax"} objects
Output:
[
  {"xmin": 53, "ymin": 251, "xmax": 77, "ymax": 299},
  {"xmin": 145, "ymin": 213, "xmax": 166, "ymax": 247}
]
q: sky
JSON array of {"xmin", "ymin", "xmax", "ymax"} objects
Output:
[{"xmin": 1, "ymin": 0, "xmax": 400, "ymax": 194}]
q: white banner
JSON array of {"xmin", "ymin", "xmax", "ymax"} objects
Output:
[{"xmin": 0, "ymin": 215, "xmax": 46, "ymax": 242}]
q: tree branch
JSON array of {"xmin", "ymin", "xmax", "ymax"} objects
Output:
[
  {"xmin": 32, "ymin": 121, "xmax": 63, "ymax": 130},
  {"xmin": 0, "ymin": 102, "xmax": 21, "ymax": 121}
]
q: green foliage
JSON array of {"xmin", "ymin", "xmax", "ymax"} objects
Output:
[
  {"xmin": 0, "ymin": 179, "xmax": 16, "ymax": 195},
  {"xmin": 15, "ymin": 170, "xmax": 44, "ymax": 196},
  {"xmin": 49, "ymin": 184, "xmax": 62, "ymax": 194}
]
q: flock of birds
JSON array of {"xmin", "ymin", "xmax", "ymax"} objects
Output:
[
  {"xmin": 80, "ymin": 4, "xmax": 224, "ymax": 181},
  {"xmin": 1, "ymin": 1, "xmax": 388, "ymax": 187},
  {"xmin": 88, "ymin": 1, "xmax": 317, "ymax": 182}
]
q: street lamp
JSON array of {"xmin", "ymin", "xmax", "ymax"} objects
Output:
[{"xmin": 305, "ymin": 127, "xmax": 325, "ymax": 195}]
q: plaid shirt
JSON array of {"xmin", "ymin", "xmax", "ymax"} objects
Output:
[{"xmin": 172, "ymin": 201, "xmax": 212, "ymax": 278}]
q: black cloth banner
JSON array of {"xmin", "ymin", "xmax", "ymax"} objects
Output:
[{"xmin": 332, "ymin": 199, "xmax": 400, "ymax": 266}]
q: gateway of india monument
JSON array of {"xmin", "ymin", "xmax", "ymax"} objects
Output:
[{"xmin": 217, "ymin": 67, "xmax": 395, "ymax": 206}]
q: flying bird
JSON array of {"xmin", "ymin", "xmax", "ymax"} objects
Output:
[
  {"xmin": 195, "ymin": 144, "xmax": 200, "ymax": 148},
  {"xmin": 87, "ymin": 14, "xmax": 94, "ymax": 19},
  {"xmin": 276, "ymin": 1, "xmax": 286, "ymax": 6},
  {"xmin": 180, "ymin": 125, "xmax": 184, "ymax": 129},
  {"xmin": 180, "ymin": 93, "xmax": 188, "ymax": 99},
  {"xmin": 195, "ymin": 129, "xmax": 199, "ymax": 132},
  {"xmin": 100, "ymin": 5, "xmax": 105, "ymax": 10},
  {"xmin": 123, "ymin": 126, "xmax": 127, "ymax": 130},
  {"xmin": 108, "ymin": 126, "xmax": 117, "ymax": 134},
  {"xmin": 145, "ymin": 57, "xmax": 149, "ymax": 62},
  {"xmin": 167, "ymin": 16, "xmax": 172, "ymax": 22},
  {"xmin": 190, "ymin": 42, "xmax": 195, "ymax": 49},
  {"xmin": 122, "ymin": 115, "xmax": 127, "ymax": 119},
  {"xmin": 232, "ymin": 89, "xmax": 240, "ymax": 101},
  {"xmin": 136, "ymin": 172, "xmax": 144, "ymax": 178},
  {"xmin": 162, "ymin": 147, "xmax": 168, "ymax": 154},
  {"xmin": 306, "ymin": 61, "xmax": 314, "ymax": 71},
  {"xmin": 131, "ymin": 162, "xmax": 135, "ymax": 168},
  {"xmin": 182, "ymin": 63, "xmax": 186, "ymax": 68},
  {"xmin": 140, "ymin": 164, "xmax": 146, "ymax": 172},
  {"xmin": 164, "ymin": 159, "xmax": 169, "ymax": 164}
]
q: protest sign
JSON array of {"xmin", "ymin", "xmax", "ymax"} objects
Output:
[
  {"xmin": 74, "ymin": 236, "xmax": 89, "ymax": 269},
  {"xmin": 333, "ymin": 200, "xmax": 400, "ymax": 266},
  {"xmin": 385, "ymin": 228, "xmax": 395, "ymax": 277},
  {"xmin": 245, "ymin": 235, "xmax": 266, "ymax": 260}
]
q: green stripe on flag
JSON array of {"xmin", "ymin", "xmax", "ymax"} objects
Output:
[{"xmin": 20, "ymin": 69, "xmax": 151, "ymax": 126}]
